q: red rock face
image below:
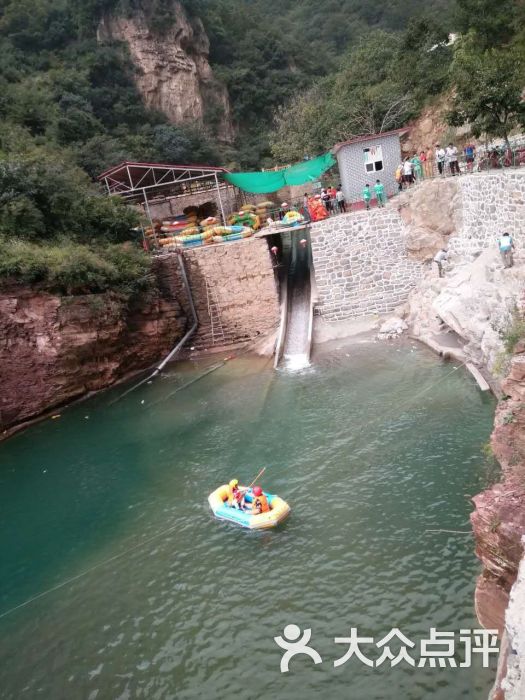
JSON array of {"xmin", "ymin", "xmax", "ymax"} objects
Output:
[
  {"xmin": 471, "ymin": 344, "xmax": 525, "ymax": 636},
  {"xmin": 0, "ymin": 285, "xmax": 185, "ymax": 434}
]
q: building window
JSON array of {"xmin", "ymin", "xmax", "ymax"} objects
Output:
[{"xmin": 363, "ymin": 145, "xmax": 384, "ymax": 173}]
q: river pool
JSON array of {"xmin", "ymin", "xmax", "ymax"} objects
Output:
[{"xmin": 0, "ymin": 340, "xmax": 497, "ymax": 699}]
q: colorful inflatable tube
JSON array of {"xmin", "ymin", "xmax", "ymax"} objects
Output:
[{"xmin": 208, "ymin": 486, "xmax": 290, "ymax": 530}]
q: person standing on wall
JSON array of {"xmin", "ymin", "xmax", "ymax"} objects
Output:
[
  {"xmin": 403, "ymin": 158, "xmax": 414, "ymax": 187},
  {"xmin": 336, "ymin": 185, "xmax": 346, "ymax": 213},
  {"xmin": 446, "ymin": 143, "xmax": 460, "ymax": 176},
  {"xmin": 329, "ymin": 185, "xmax": 337, "ymax": 211},
  {"xmin": 464, "ymin": 143, "xmax": 476, "ymax": 172},
  {"xmin": 374, "ymin": 179, "xmax": 386, "ymax": 207},
  {"xmin": 435, "ymin": 144, "xmax": 446, "ymax": 176},
  {"xmin": 321, "ymin": 188, "xmax": 332, "ymax": 215},
  {"xmin": 362, "ymin": 184, "xmax": 372, "ymax": 210},
  {"xmin": 419, "ymin": 150, "xmax": 428, "ymax": 178},
  {"xmin": 395, "ymin": 162, "xmax": 404, "ymax": 191},
  {"xmin": 411, "ymin": 153, "xmax": 423, "ymax": 181},
  {"xmin": 498, "ymin": 233, "xmax": 515, "ymax": 268}
]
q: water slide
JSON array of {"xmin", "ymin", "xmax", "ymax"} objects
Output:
[{"xmin": 274, "ymin": 232, "xmax": 314, "ymax": 370}]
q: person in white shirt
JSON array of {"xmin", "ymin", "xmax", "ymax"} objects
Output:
[
  {"xmin": 446, "ymin": 143, "xmax": 460, "ymax": 175},
  {"xmin": 435, "ymin": 144, "xmax": 446, "ymax": 176},
  {"xmin": 335, "ymin": 185, "xmax": 346, "ymax": 213},
  {"xmin": 433, "ymin": 248, "xmax": 448, "ymax": 277},
  {"xmin": 403, "ymin": 158, "xmax": 414, "ymax": 186}
]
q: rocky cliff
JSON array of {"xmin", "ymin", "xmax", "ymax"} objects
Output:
[
  {"xmin": 0, "ymin": 283, "xmax": 185, "ymax": 436},
  {"xmin": 402, "ymin": 173, "xmax": 525, "ymax": 373},
  {"xmin": 472, "ymin": 345, "xmax": 525, "ymax": 700},
  {"xmin": 98, "ymin": 1, "xmax": 234, "ymax": 143},
  {"xmin": 398, "ymin": 172, "xmax": 525, "ymax": 698}
]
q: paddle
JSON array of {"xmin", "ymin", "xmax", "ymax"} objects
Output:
[{"xmin": 246, "ymin": 467, "xmax": 266, "ymax": 491}]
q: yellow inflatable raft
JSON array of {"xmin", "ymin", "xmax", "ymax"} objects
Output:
[{"xmin": 208, "ymin": 485, "xmax": 290, "ymax": 530}]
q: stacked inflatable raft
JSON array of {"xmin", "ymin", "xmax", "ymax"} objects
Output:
[{"xmin": 156, "ymin": 214, "xmax": 255, "ymax": 250}]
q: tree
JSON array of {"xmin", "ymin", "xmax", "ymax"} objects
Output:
[
  {"xmin": 447, "ymin": 36, "xmax": 525, "ymax": 145},
  {"xmin": 455, "ymin": 0, "xmax": 517, "ymax": 49}
]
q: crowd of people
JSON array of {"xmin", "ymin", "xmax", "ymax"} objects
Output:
[
  {"xmin": 396, "ymin": 143, "xmax": 476, "ymax": 191},
  {"xmin": 396, "ymin": 142, "xmax": 477, "ymax": 190},
  {"xmin": 317, "ymin": 185, "xmax": 347, "ymax": 214},
  {"xmin": 300, "ymin": 141, "xmax": 483, "ymax": 217}
]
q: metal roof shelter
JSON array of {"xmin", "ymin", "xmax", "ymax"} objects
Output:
[{"xmin": 97, "ymin": 161, "xmax": 231, "ymax": 225}]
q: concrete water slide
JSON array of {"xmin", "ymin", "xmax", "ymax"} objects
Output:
[{"xmin": 274, "ymin": 231, "xmax": 314, "ymax": 370}]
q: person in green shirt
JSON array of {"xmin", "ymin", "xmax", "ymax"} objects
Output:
[
  {"xmin": 374, "ymin": 180, "xmax": 386, "ymax": 207},
  {"xmin": 411, "ymin": 154, "xmax": 423, "ymax": 180},
  {"xmin": 363, "ymin": 184, "xmax": 372, "ymax": 210}
]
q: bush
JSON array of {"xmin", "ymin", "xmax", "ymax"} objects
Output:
[
  {"xmin": 0, "ymin": 157, "xmax": 140, "ymax": 243},
  {"xmin": 0, "ymin": 237, "xmax": 153, "ymax": 295},
  {"xmin": 502, "ymin": 307, "xmax": 525, "ymax": 354}
]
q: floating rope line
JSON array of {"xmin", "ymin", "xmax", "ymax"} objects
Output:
[{"xmin": 0, "ymin": 522, "xmax": 182, "ymax": 621}]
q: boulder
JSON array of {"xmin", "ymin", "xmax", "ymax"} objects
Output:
[
  {"xmin": 397, "ymin": 178, "xmax": 462, "ymax": 261},
  {"xmin": 408, "ymin": 247, "xmax": 525, "ymax": 373},
  {"xmin": 378, "ymin": 317, "xmax": 408, "ymax": 339}
]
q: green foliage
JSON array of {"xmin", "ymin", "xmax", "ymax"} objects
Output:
[
  {"xmin": 447, "ymin": 35, "xmax": 525, "ymax": 144},
  {"xmin": 0, "ymin": 157, "xmax": 139, "ymax": 243},
  {"xmin": 0, "ymin": 237, "xmax": 152, "ymax": 295},
  {"xmin": 502, "ymin": 307, "xmax": 525, "ymax": 354},
  {"xmin": 455, "ymin": 0, "xmax": 517, "ymax": 49},
  {"xmin": 269, "ymin": 26, "xmax": 449, "ymax": 162}
]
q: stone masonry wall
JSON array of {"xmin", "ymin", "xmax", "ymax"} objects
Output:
[
  {"xmin": 310, "ymin": 208, "xmax": 424, "ymax": 320},
  {"xmin": 158, "ymin": 238, "xmax": 280, "ymax": 348},
  {"xmin": 310, "ymin": 169, "xmax": 525, "ymax": 321},
  {"xmin": 450, "ymin": 171, "xmax": 525, "ymax": 257}
]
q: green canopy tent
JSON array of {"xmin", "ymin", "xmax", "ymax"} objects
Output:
[{"xmin": 223, "ymin": 152, "xmax": 336, "ymax": 194}]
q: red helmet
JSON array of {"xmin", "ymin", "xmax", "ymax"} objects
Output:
[{"xmin": 253, "ymin": 486, "xmax": 263, "ymax": 497}]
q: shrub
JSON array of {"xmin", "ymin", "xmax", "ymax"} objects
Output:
[
  {"xmin": 0, "ymin": 237, "xmax": 153, "ymax": 295},
  {"xmin": 502, "ymin": 307, "xmax": 525, "ymax": 354},
  {"xmin": 0, "ymin": 157, "xmax": 140, "ymax": 243}
]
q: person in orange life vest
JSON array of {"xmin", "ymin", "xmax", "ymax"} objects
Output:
[
  {"xmin": 228, "ymin": 479, "xmax": 246, "ymax": 510},
  {"xmin": 252, "ymin": 486, "xmax": 270, "ymax": 514}
]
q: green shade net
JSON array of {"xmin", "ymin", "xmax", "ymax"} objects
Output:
[{"xmin": 223, "ymin": 152, "xmax": 336, "ymax": 194}]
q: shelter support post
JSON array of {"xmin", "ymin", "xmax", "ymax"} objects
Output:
[
  {"xmin": 142, "ymin": 188, "xmax": 158, "ymax": 247},
  {"xmin": 214, "ymin": 173, "xmax": 227, "ymax": 224}
]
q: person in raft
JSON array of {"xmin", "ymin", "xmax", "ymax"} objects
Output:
[
  {"xmin": 228, "ymin": 479, "xmax": 247, "ymax": 510},
  {"xmin": 363, "ymin": 184, "xmax": 372, "ymax": 210},
  {"xmin": 251, "ymin": 486, "xmax": 270, "ymax": 514},
  {"xmin": 374, "ymin": 179, "xmax": 386, "ymax": 207}
]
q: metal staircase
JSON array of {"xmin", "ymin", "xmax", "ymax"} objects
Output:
[{"xmin": 205, "ymin": 279, "xmax": 226, "ymax": 346}]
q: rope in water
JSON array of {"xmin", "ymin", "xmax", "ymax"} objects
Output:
[{"xmin": 0, "ymin": 521, "xmax": 183, "ymax": 621}]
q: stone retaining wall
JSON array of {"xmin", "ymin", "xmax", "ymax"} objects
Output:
[
  {"xmin": 451, "ymin": 171, "xmax": 525, "ymax": 257},
  {"xmin": 156, "ymin": 238, "xmax": 280, "ymax": 348},
  {"xmin": 310, "ymin": 209, "xmax": 424, "ymax": 320}
]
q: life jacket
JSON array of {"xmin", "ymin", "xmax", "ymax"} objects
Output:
[
  {"xmin": 253, "ymin": 494, "xmax": 270, "ymax": 514},
  {"xmin": 232, "ymin": 486, "xmax": 243, "ymax": 503}
]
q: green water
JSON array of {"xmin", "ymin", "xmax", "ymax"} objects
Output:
[{"xmin": 0, "ymin": 342, "xmax": 497, "ymax": 699}]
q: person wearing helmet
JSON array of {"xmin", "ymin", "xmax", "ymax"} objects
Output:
[
  {"xmin": 251, "ymin": 486, "xmax": 270, "ymax": 515},
  {"xmin": 228, "ymin": 479, "xmax": 246, "ymax": 510}
]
